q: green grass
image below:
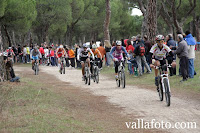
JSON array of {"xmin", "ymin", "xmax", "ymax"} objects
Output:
[
  {"xmin": 101, "ymin": 51, "xmax": 200, "ymax": 92},
  {"xmin": 0, "ymin": 78, "xmax": 95, "ymax": 133}
]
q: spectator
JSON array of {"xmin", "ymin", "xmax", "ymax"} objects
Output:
[
  {"xmin": 17, "ymin": 45, "xmax": 22, "ymax": 63},
  {"xmin": 44, "ymin": 46, "xmax": 49, "ymax": 65},
  {"xmin": 39, "ymin": 44, "xmax": 45, "ymax": 64},
  {"xmin": 131, "ymin": 36, "xmax": 137, "ymax": 48},
  {"xmin": 166, "ymin": 34, "xmax": 177, "ymax": 76},
  {"xmin": 12, "ymin": 46, "xmax": 18, "ymax": 63},
  {"xmin": 26, "ymin": 44, "xmax": 30, "ymax": 63},
  {"xmin": 104, "ymin": 40, "xmax": 111, "ymax": 67},
  {"xmin": 184, "ymin": 31, "xmax": 196, "ymax": 78},
  {"xmin": 68, "ymin": 47, "xmax": 75, "ymax": 68},
  {"xmin": 23, "ymin": 45, "xmax": 27, "ymax": 63},
  {"xmin": 50, "ymin": 47, "xmax": 55, "ymax": 66},
  {"xmin": 75, "ymin": 44, "xmax": 81, "ymax": 68},
  {"xmin": 97, "ymin": 43, "xmax": 106, "ymax": 68},
  {"xmin": 174, "ymin": 34, "xmax": 188, "ymax": 82},
  {"xmin": 134, "ymin": 35, "xmax": 151, "ymax": 76}
]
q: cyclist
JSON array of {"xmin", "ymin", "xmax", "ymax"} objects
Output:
[
  {"xmin": 55, "ymin": 45, "xmax": 67, "ymax": 72},
  {"xmin": 149, "ymin": 35, "xmax": 175, "ymax": 86},
  {"xmin": 90, "ymin": 44, "xmax": 102, "ymax": 76},
  {"xmin": 77, "ymin": 43, "xmax": 94, "ymax": 81},
  {"xmin": 30, "ymin": 46, "xmax": 42, "ymax": 70},
  {"xmin": 110, "ymin": 41, "xmax": 130, "ymax": 79}
]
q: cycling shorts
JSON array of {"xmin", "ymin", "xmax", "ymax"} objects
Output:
[
  {"xmin": 80, "ymin": 57, "xmax": 88, "ymax": 62},
  {"xmin": 32, "ymin": 56, "xmax": 39, "ymax": 60}
]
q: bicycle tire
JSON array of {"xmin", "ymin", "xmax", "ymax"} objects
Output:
[
  {"xmin": 63, "ymin": 64, "xmax": 65, "ymax": 74},
  {"xmin": 116, "ymin": 72, "xmax": 121, "ymax": 87},
  {"xmin": 158, "ymin": 76, "xmax": 163, "ymax": 101},
  {"xmin": 164, "ymin": 78, "xmax": 170, "ymax": 106},
  {"xmin": 35, "ymin": 64, "xmax": 38, "ymax": 75},
  {"xmin": 121, "ymin": 70, "xmax": 125, "ymax": 88},
  {"xmin": 84, "ymin": 67, "xmax": 88, "ymax": 84},
  {"xmin": 95, "ymin": 68, "xmax": 99, "ymax": 84},
  {"xmin": 88, "ymin": 69, "xmax": 91, "ymax": 85}
]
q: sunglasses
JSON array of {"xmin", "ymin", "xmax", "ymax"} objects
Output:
[{"xmin": 156, "ymin": 40, "xmax": 163, "ymax": 43}]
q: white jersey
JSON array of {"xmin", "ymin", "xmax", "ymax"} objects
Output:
[
  {"xmin": 150, "ymin": 44, "xmax": 171, "ymax": 60},
  {"xmin": 77, "ymin": 47, "xmax": 94, "ymax": 60}
]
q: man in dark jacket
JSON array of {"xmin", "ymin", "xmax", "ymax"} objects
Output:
[
  {"xmin": 166, "ymin": 34, "xmax": 177, "ymax": 76},
  {"xmin": 174, "ymin": 34, "xmax": 188, "ymax": 82},
  {"xmin": 134, "ymin": 35, "xmax": 151, "ymax": 76}
]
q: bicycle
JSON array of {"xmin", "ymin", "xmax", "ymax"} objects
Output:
[
  {"xmin": 33, "ymin": 59, "xmax": 39, "ymax": 75},
  {"xmin": 91, "ymin": 60, "xmax": 100, "ymax": 84},
  {"xmin": 156, "ymin": 64, "xmax": 171, "ymax": 106},
  {"xmin": 116, "ymin": 60, "xmax": 126, "ymax": 88},
  {"xmin": 60, "ymin": 57, "xmax": 65, "ymax": 74},
  {"xmin": 82, "ymin": 60, "xmax": 91, "ymax": 85}
]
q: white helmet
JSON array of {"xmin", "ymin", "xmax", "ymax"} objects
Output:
[
  {"xmin": 116, "ymin": 40, "xmax": 122, "ymax": 46},
  {"xmin": 155, "ymin": 35, "xmax": 164, "ymax": 41},
  {"xmin": 83, "ymin": 43, "xmax": 87, "ymax": 48},
  {"xmin": 60, "ymin": 45, "xmax": 63, "ymax": 49},
  {"xmin": 92, "ymin": 44, "xmax": 97, "ymax": 49}
]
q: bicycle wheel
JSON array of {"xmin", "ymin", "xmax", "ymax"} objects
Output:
[
  {"xmin": 164, "ymin": 78, "xmax": 170, "ymax": 106},
  {"xmin": 63, "ymin": 63, "xmax": 65, "ymax": 74},
  {"xmin": 84, "ymin": 67, "xmax": 88, "ymax": 84},
  {"xmin": 116, "ymin": 72, "xmax": 120, "ymax": 87},
  {"xmin": 158, "ymin": 76, "xmax": 163, "ymax": 101},
  {"xmin": 88, "ymin": 68, "xmax": 91, "ymax": 85},
  {"xmin": 121, "ymin": 70, "xmax": 125, "ymax": 88},
  {"xmin": 95, "ymin": 67, "xmax": 99, "ymax": 84},
  {"xmin": 35, "ymin": 64, "xmax": 38, "ymax": 75}
]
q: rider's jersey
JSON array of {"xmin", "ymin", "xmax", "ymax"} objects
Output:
[
  {"xmin": 110, "ymin": 46, "xmax": 129, "ymax": 61},
  {"xmin": 57, "ymin": 48, "xmax": 65, "ymax": 58},
  {"xmin": 78, "ymin": 48, "xmax": 94, "ymax": 58},
  {"xmin": 150, "ymin": 44, "xmax": 171, "ymax": 60},
  {"xmin": 30, "ymin": 48, "xmax": 41, "ymax": 58}
]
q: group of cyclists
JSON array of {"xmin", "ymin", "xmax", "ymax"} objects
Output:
[{"xmin": 3, "ymin": 33, "xmax": 191, "ymax": 89}]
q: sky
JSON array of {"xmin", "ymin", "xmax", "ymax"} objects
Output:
[{"xmin": 131, "ymin": 8, "xmax": 143, "ymax": 16}]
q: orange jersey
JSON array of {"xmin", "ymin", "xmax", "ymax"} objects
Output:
[
  {"xmin": 68, "ymin": 49, "xmax": 75, "ymax": 58},
  {"xmin": 97, "ymin": 46, "xmax": 106, "ymax": 58},
  {"xmin": 90, "ymin": 49, "xmax": 101, "ymax": 58}
]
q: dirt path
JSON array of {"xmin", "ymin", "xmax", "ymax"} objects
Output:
[{"xmin": 14, "ymin": 66, "xmax": 200, "ymax": 133}]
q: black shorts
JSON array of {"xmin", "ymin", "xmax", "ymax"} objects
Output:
[
  {"xmin": 155, "ymin": 59, "xmax": 167, "ymax": 71},
  {"xmin": 80, "ymin": 57, "xmax": 88, "ymax": 62}
]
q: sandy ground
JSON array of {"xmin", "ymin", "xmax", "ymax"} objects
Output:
[{"xmin": 15, "ymin": 66, "xmax": 200, "ymax": 133}]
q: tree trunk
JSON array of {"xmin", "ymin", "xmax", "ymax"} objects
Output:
[
  {"xmin": 3, "ymin": 25, "xmax": 12, "ymax": 47},
  {"xmin": 104, "ymin": 0, "xmax": 111, "ymax": 41},
  {"xmin": 147, "ymin": 0, "xmax": 157, "ymax": 44},
  {"xmin": 66, "ymin": 25, "xmax": 74, "ymax": 46},
  {"xmin": 12, "ymin": 31, "xmax": 16, "ymax": 46},
  {"xmin": 0, "ymin": 26, "xmax": 6, "ymax": 82},
  {"xmin": 142, "ymin": 12, "xmax": 148, "ymax": 37}
]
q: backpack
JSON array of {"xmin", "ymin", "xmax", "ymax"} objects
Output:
[{"xmin": 139, "ymin": 44, "xmax": 145, "ymax": 56}]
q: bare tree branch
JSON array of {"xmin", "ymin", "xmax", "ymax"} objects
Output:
[{"xmin": 176, "ymin": 0, "xmax": 182, "ymax": 10}]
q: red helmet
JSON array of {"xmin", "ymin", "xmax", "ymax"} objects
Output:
[{"xmin": 155, "ymin": 35, "xmax": 164, "ymax": 41}]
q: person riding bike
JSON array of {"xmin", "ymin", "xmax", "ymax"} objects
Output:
[
  {"xmin": 30, "ymin": 46, "xmax": 42, "ymax": 70},
  {"xmin": 77, "ymin": 43, "xmax": 94, "ymax": 81},
  {"xmin": 149, "ymin": 35, "xmax": 175, "ymax": 86},
  {"xmin": 90, "ymin": 44, "xmax": 102, "ymax": 76},
  {"xmin": 110, "ymin": 41, "xmax": 130, "ymax": 79},
  {"xmin": 55, "ymin": 45, "xmax": 67, "ymax": 72}
]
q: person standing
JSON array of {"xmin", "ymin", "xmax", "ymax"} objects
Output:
[
  {"xmin": 75, "ymin": 44, "xmax": 81, "ymax": 68},
  {"xmin": 166, "ymin": 34, "xmax": 177, "ymax": 76},
  {"xmin": 174, "ymin": 34, "xmax": 188, "ymax": 82},
  {"xmin": 143, "ymin": 35, "xmax": 152, "ymax": 69},
  {"xmin": 23, "ymin": 45, "xmax": 27, "ymax": 63},
  {"xmin": 68, "ymin": 47, "xmax": 75, "ymax": 68},
  {"xmin": 104, "ymin": 40, "xmax": 111, "ymax": 67},
  {"xmin": 97, "ymin": 43, "xmax": 106, "ymax": 68},
  {"xmin": 184, "ymin": 31, "xmax": 196, "ymax": 78},
  {"xmin": 134, "ymin": 35, "xmax": 151, "ymax": 76},
  {"xmin": 26, "ymin": 45, "xmax": 30, "ymax": 63}
]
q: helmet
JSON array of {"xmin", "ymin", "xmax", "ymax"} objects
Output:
[
  {"xmin": 155, "ymin": 35, "xmax": 164, "ymax": 41},
  {"xmin": 60, "ymin": 45, "xmax": 63, "ymax": 49},
  {"xmin": 116, "ymin": 40, "xmax": 122, "ymax": 46},
  {"xmin": 92, "ymin": 44, "xmax": 97, "ymax": 49},
  {"xmin": 8, "ymin": 47, "xmax": 12, "ymax": 49},
  {"xmin": 83, "ymin": 43, "xmax": 87, "ymax": 48}
]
